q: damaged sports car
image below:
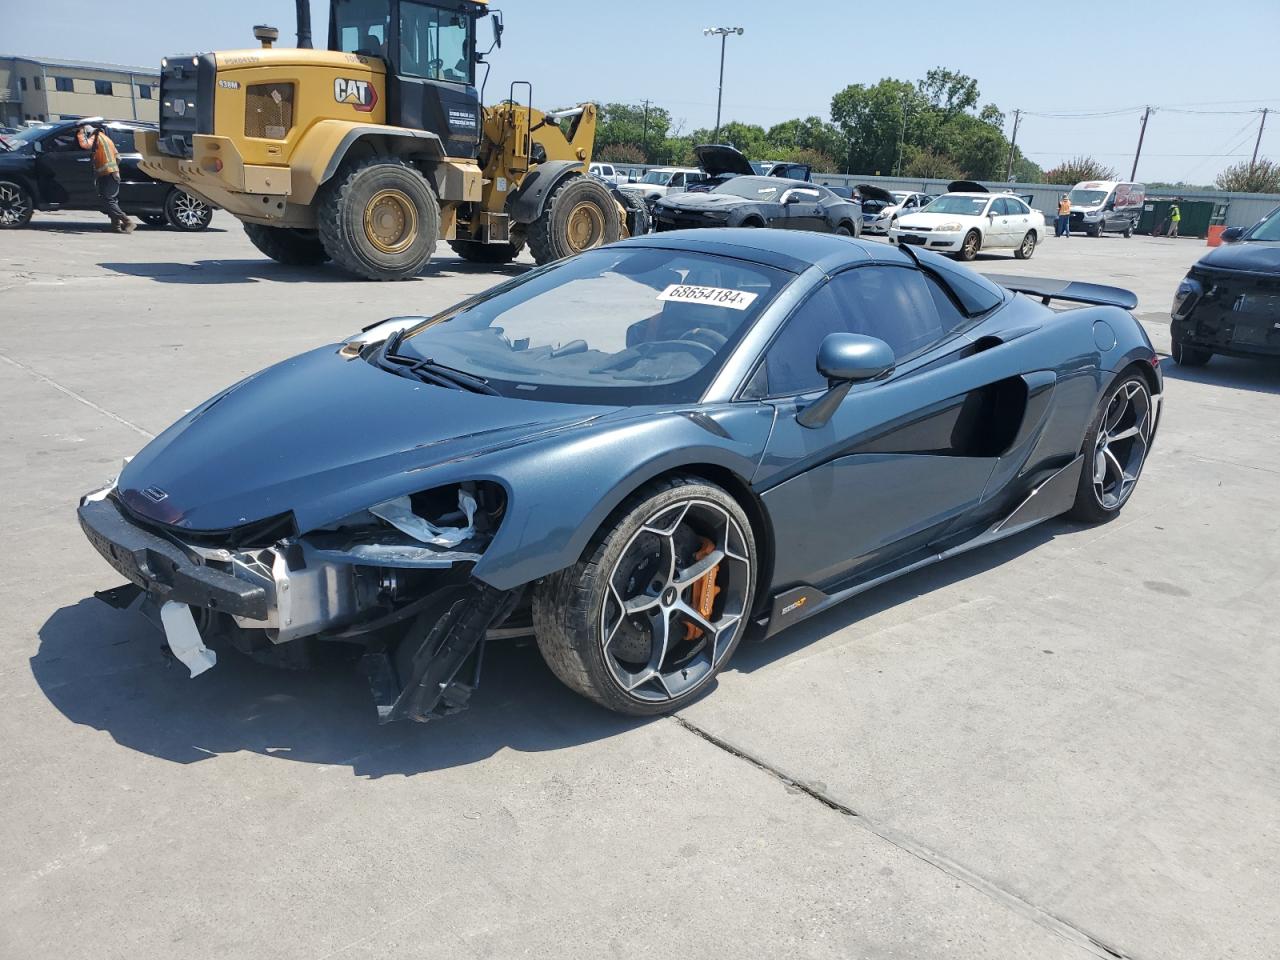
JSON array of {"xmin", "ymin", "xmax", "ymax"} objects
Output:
[{"xmin": 79, "ymin": 229, "xmax": 1162, "ymax": 723}]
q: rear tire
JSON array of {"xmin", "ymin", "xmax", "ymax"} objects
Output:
[
  {"xmin": 0, "ymin": 179, "xmax": 33, "ymax": 229},
  {"xmin": 164, "ymin": 189, "xmax": 213, "ymax": 231},
  {"xmin": 835, "ymin": 222, "xmax": 854, "ymax": 236},
  {"xmin": 243, "ymin": 222, "xmax": 328, "ymax": 266},
  {"xmin": 534, "ymin": 476, "xmax": 756, "ymax": 715},
  {"xmin": 447, "ymin": 236, "xmax": 526, "ymax": 264},
  {"xmin": 318, "ymin": 157, "xmax": 440, "ymax": 280},
  {"xmin": 527, "ymin": 175, "xmax": 623, "ymax": 265},
  {"xmin": 1013, "ymin": 231, "xmax": 1036, "ymax": 259},
  {"xmin": 1068, "ymin": 372, "xmax": 1154, "ymax": 524}
]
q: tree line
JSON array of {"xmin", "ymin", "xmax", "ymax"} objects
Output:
[{"xmin": 593, "ymin": 67, "xmax": 1279, "ymax": 193}]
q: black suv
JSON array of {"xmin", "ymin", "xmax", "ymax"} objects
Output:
[{"xmin": 0, "ymin": 119, "xmax": 213, "ymax": 231}]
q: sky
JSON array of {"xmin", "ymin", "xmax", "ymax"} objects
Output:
[{"xmin": 6, "ymin": 0, "xmax": 1279, "ymax": 184}]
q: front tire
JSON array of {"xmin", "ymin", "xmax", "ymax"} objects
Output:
[
  {"xmin": 527, "ymin": 175, "xmax": 623, "ymax": 265},
  {"xmin": 1014, "ymin": 231, "xmax": 1036, "ymax": 259},
  {"xmin": 534, "ymin": 476, "xmax": 756, "ymax": 715},
  {"xmin": 1170, "ymin": 335, "xmax": 1211, "ymax": 367},
  {"xmin": 835, "ymin": 222, "xmax": 854, "ymax": 236},
  {"xmin": 956, "ymin": 229, "xmax": 981, "ymax": 261},
  {"xmin": 243, "ymin": 223, "xmax": 328, "ymax": 266},
  {"xmin": 0, "ymin": 179, "xmax": 33, "ymax": 229},
  {"xmin": 318, "ymin": 157, "xmax": 440, "ymax": 280},
  {"xmin": 1068, "ymin": 372, "xmax": 1155, "ymax": 524},
  {"xmin": 164, "ymin": 189, "xmax": 213, "ymax": 231}
]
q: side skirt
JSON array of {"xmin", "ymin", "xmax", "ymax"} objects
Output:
[{"xmin": 763, "ymin": 455, "xmax": 1083, "ymax": 637}]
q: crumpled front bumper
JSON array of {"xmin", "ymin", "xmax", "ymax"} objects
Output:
[{"xmin": 78, "ymin": 497, "xmax": 268, "ymax": 620}]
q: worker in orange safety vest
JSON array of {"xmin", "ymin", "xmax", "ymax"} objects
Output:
[{"xmin": 77, "ymin": 123, "xmax": 134, "ymax": 233}]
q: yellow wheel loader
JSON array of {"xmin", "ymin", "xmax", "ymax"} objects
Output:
[{"xmin": 136, "ymin": 1, "xmax": 645, "ymax": 280}]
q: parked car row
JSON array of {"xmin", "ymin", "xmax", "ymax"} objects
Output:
[{"xmin": 0, "ymin": 118, "xmax": 215, "ymax": 231}]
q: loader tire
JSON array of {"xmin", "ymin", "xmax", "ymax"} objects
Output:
[
  {"xmin": 614, "ymin": 187, "xmax": 650, "ymax": 237},
  {"xmin": 243, "ymin": 223, "xmax": 328, "ymax": 266},
  {"xmin": 527, "ymin": 175, "xmax": 622, "ymax": 265},
  {"xmin": 447, "ymin": 235, "xmax": 527, "ymax": 264},
  {"xmin": 318, "ymin": 157, "xmax": 439, "ymax": 280}
]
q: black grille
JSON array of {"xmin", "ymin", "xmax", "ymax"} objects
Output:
[{"xmin": 158, "ymin": 53, "xmax": 216, "ymax": 158}]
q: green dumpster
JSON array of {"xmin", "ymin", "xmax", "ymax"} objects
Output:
[{"xmin": 1138, "ymin": 199, "xmax": 1215, "ymax": 239}]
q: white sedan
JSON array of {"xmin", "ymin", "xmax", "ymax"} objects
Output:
[{"xmin": 889, "ymin": 193, "xmax": 1045, "ymax": 260}]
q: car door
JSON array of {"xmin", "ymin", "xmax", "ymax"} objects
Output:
[
  {"xmin": 1005, "ymin": 197, "xmax": 1035, "ymax": 245},
  {"xmin": 753, "ymin": 265, "xmax": 1027, "ymax": 589},
  {"xmin": 110, "ymin": 125, "xmax": 165, "ymax": 211},
  {"xmin": 985, "ymin": 197, "xmax": 1015, "ymax": 247},
  {"xmin": 34, "ymin": 127, "xmax": 96, "ymax": 206},
  {"xmin": 781, "ymin": 187, "xmax": 826, "ymax": 231}
]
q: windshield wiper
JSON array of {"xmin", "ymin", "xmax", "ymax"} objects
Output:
[{"xmin": 383, "ymin": 352, "xmax": 499, "ymax": 395}]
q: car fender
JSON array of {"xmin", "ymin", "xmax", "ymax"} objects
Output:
[
  {"xmin": 466, "ymin": 405, "xmax": 777, "ymax": 591},
  {"xmin": 506, "ymin": 160, "xmax": 588, "ymax": 225},
  {"xmin": 293, "ymin": 121, "xmax": 446, "ymax": 205}
]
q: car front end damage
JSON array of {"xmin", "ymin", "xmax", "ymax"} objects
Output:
[
  {"xmin": 1172, "ymin": 264, "xmax": 1280, "ymax": 359},
  {"xmin": 78, "ymin": 477, "xmax": 519, "ymax": 723}
]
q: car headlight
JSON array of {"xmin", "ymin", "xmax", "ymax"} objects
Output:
[
  {"xmin": 1172, "ymin": 275, "xmax": 1203, "ymax": 320},
  {"xmin": 935, "ymin": 222, "xmax": 964, "ymax": 232}
]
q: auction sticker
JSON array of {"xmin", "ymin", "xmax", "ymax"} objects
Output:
[{"xmin": 657, "ymin": 284, "xmax": 758, "ymax": 310}]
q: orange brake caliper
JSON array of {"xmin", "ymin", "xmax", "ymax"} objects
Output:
[{"xmin": 685, "ymin": 537, "xmax": 721, "ymax": 641}]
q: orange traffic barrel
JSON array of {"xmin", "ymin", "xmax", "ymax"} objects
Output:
[{"xmin": 1206, "ymin": 225, "xmax": 1226, "ymax": 247}]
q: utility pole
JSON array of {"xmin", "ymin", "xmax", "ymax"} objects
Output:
[
  {"xmin": 1005, "ymin": 108, "xmax": 1022, "ymax": 181},
  {"xmin": 1131, "ymin": 106, "xmax": 1152, "ymax": 182},
  {"xmin": 703, "ymin": 26, "xmax": 743, "ymax": 142},
  {"xmin": 895, "ymin": 93, "xmax": 908, "ymax": 176},
  {"xmin": 1250, "ymin": 107, "xmax": 1269, "ymax": 174},
  {"xmin": 641, "ymin": 99, "xmax": 652, "ymax": 160}
]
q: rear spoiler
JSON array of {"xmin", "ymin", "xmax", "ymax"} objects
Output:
[{"xmin": 986, "ymin": 274, "xmax": 1138, "ymax": 311}]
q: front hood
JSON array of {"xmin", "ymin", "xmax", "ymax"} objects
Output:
[
  {"xmin": 1198, "ymin": 241, "xmax": 1280, "ymax": 274},
  {"xmin": 695, "ymin": 143, "xmax": 754, "ymax": 177},
  {"xmin": 896, "ymin": 212, "xmax": 975, "ymax": 229},
  {"xmin": 856, "ymin": 184, "xmax": 895, "ymax": 204},
  {"xmin": 117, "ymin": 346, "xmax": 612, "ymax": 534},
  {"xmin": 658, "ymin": 193, "xmax": 754, "ymax": 211},
  {"xmin": 949, "ymin": 180, "xmax": 987, "ymax": 193}
]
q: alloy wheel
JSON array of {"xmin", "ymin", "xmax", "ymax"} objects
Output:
[
  {"xmin": 173, "ymin": 192, "xmax": 209, "ymax": 229},
  {"xmin": 1093, "ymin": 380, "xmax": 1152, "ymax": 510},
  {"xmin": 600, "ymin": 499, "xmax": 751, "ymax": 702},
  {"xmin": 0, "ymin": 183, "xmax": 30, "ymax": 226}
]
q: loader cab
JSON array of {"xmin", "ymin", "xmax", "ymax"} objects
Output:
[{"xmin": 329, "ymin": 0, "xmax": 488, "ymax": 159}]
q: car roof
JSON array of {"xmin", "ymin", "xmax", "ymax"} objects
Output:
[{"xmin": 616, "ymin": 227, "xmax": 914, "ymax": 275}]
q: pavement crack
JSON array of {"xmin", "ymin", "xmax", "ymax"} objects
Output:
[
  {"xmin": 0, "ymin": 352, "xmax": 154, "ymax": 439},
  {"xmin": 671, "ymin": 715, "xmax": 1135, "ymax": 960}
]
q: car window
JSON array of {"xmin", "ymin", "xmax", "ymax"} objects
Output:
[
  {"xmin": 786, "ymin": 189, "xmax": 820, "ymax": 203},
  {"xmin": 107, "ymin": 127, "xmax": 137, "ymax": 151},
  {"xmin": 45, "ymin": 129, "xmax": 81, "ymax": 152},
  {"xmin": 763, "ymin": 266, "xmax": 961, "ymax": 395}
]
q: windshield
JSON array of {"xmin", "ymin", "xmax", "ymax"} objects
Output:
[
  {"xmin": 641, "ymin": 171, "xmax": 674, "ymax": 185},
  {"xmin": 1245, "ymin": 206, "xmax": 1280, "ymax": 241},
  {"xmin": 922, "ymin": 195, "xmax": 989, "ymax": 216},
  {"xmin": 1068, "ymin": 189, "xmax": 1110, "ymax": 207},
  {"xmin": 333, "ymin": 0, "xmax": 391, "ymax": 56},
  {"xmin": 0, "ymin": 124, "xmax": 52, "ymax": 148},
  {"xmin": 395, "ymin": 247, "xmax": 791, "ymax": 404},
  {"xmin": 713, "ymin": 176, "xmax": 783, "ymax": 201}
]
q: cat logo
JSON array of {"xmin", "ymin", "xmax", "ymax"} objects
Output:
[{"xmin": 333, "ymin": 77, "xmax": 377, "ymax": 113}]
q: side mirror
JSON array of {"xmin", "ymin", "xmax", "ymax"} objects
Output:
[
  {"xmin": 798, "ymin": 333, "xmax": 896, "ymax": 429},
  {"xmin": 1220, "ymin": 226, "xmax": 1244, "ymax": 243},
  {"xmin": 492, "ymin": 12, "xmax": 504, "ymax": 48},
  {"xmin": 785, "ymin": 193, "xmax": 803, "ymax": 205}
]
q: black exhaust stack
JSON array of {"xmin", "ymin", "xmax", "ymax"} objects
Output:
[{"xmin": 296, "ymin": 0, "xmax": 313, "ymax": 48}]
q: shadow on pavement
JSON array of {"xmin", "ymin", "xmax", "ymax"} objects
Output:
[
  {"xmin": 97, "ymin": 258, "xmax": 530, "ymax": 285},
  {"xmin": 1159, "ymin": 355, "xmax": 1280, "ymax": 396},
  {"xmin": 23, "ymin": 220, "xmax": 226, "ymax": 235},
  {"xmin": 33, "ymin": 598, "xmax": 649, "ymax": 777},
  {"xmin": 731, "ymin": 521, "xmax": 1060, "ymax": 674}
]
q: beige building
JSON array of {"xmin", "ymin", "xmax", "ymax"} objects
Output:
[{"xmin": 1, "ymin": 55, "xmax": 160, "ymax": 127}]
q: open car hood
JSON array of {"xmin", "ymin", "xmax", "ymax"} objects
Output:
[
  {"xmin": 948, "ymin": 180, "xmax": 987, "ymax": 194},
  {"xmin": 856, "ymin": 184, "xmax": 895, "ymax": 204},
  {"xmin": 117, "ymin": 346, "xmax": 611, "ymax": 534},
  {"xmin": 695, "ymin": 143, "xmax": 755, "ymax": 177}
]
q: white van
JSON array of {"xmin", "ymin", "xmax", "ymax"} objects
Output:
[{"xmin": 1067, "ymin": 181, "xmax": 1146, "ymax": 237}]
